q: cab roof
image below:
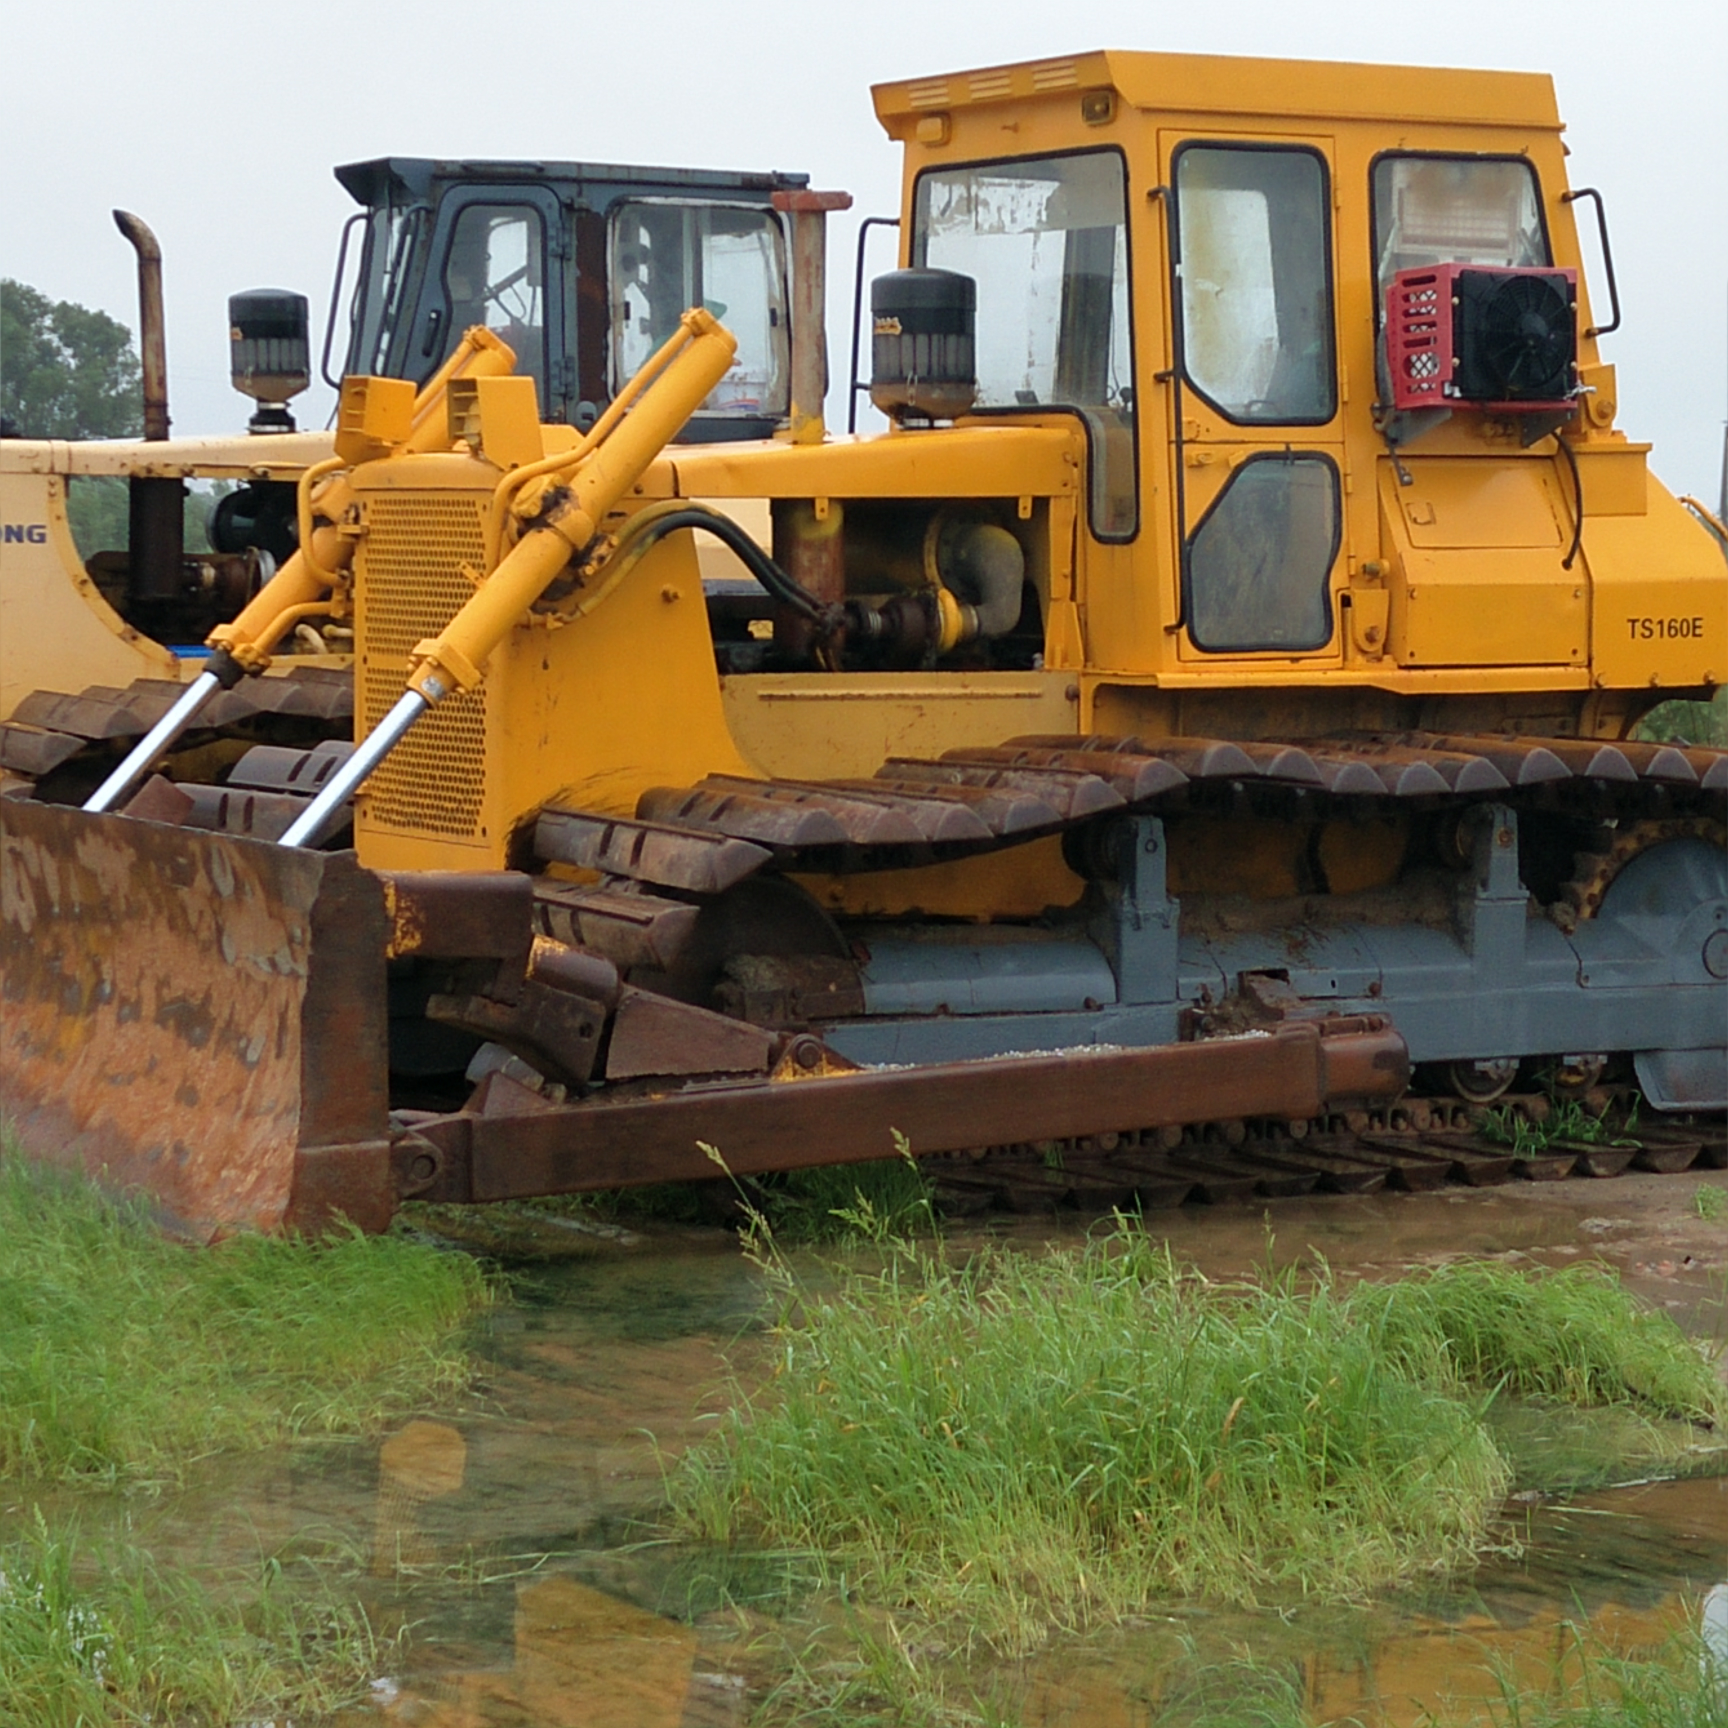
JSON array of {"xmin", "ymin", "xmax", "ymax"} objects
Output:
[{"xmin": 872, "ymin": 49, "xmax": 1560, "ymax": 134}]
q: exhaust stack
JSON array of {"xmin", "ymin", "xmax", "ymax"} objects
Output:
[{"xmin": 113, "ymin": 210, "xmax": 183, "ymax": 606}]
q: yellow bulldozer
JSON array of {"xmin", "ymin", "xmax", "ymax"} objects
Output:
[{"xmin": 3, "ymin": 49, "xmax": 1724, "ymax": 1237}]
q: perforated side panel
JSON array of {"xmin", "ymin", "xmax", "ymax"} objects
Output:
[{"xmin": 356, "ymin": 494, "xmax": 488, "ymax": 838}]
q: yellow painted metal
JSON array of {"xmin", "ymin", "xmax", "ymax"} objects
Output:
[
  {"xmin": 1377, "ymin": 459, "xmax": 1587, "ymax": 669},
  {"xmin": 97, "ymin": 47, "xmax": 1710, "ymax": 916},
  {"xmin": 447, "ymin": 375, "xmax": 545, "ymax": 471},
  {"xmin": 211, "ymin": 326, "xmax": 518, "ymax": 675},
  {"xmin": 0, "ymin": 468, "xmax": 177, "ymax": 719},
  {"xmin": 797, "ymin": 837, "xmax": 1085, "ymax": 921},
  {"xmin": 402, "ymin": 310, "xmax": 735, "ymax": 704},
  {"xmin": 721, "ymin": 671, "xmax": 1080, "ymax": 780}
]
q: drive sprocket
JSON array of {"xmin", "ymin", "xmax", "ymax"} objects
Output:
[{"xmin": 1551, "ymin": 817, "xmax": 1728, "ymax": 933}]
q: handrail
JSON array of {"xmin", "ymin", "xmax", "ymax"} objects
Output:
[{"xmin": 1560, "ymin": 188, "xmax": 1622, "ymax": 339}]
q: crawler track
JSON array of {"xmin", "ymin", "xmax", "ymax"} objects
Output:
[{"xmin": 918, "ymin": 1098, "xmax": 1728, "ymax": 1218}]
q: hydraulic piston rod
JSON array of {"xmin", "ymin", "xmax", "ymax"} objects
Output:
[
  {"xmin": 85, "ymin": 671, "xmax": 222, "ymax": 813},
  {"xmin": 277, "ymin": 308, "xmax": 737, "ymax": 849},
  {"xmin": 81, "ymin": 329, "xmax": 516, "ymax": 816}
]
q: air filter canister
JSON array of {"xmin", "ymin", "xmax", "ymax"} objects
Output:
[{"xmin": 870, "ymin": 268, "xmax": 977, "ymax": 421}]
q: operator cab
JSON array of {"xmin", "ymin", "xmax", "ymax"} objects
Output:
[{"xmin": 327, "ymin": 156, "xmax": 803, "ymax": 441}]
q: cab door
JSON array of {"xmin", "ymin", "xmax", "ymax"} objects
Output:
[
  {"xmin": 1161, "ymin": 135, "xmax": 1346, "ymax": 661},
  {"xmin": 397, "ymin": 184, "xmax": 569, "ymax": 421}
]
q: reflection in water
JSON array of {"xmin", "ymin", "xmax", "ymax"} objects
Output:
[
  {"xmin": 137, "ymin": 1195, "xmax": 1727, "ymax": 1726},
  {"xmin": 372, "ymin": 1420, "xmax": 468, "ymax": 1576},
  {"xmin": 362, "ymin": 1576, "xmax": 741, "ymax": 1728},
  {"xmin": 1015, "ymin": 1479, "xmax": 1727, "ymax": 1727}
]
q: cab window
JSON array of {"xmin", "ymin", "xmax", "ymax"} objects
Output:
[
  {"xmin": 444, "ymin": 204, "xmax": 547, "ymax": 398},
  {"xmin": 1173, "ymin": 145, "xmax": 1335, "ymax": 425},
  {"xmin": 1372, "ymin": 155, "xmax": 1548, "ymax": 303},
  {"xmin": 610, "ymin": 201, "xmax": 789, "ymax": 419},
  {"xmin": 913, "ymin": 149, "xmax": 1137, "ymax": 540}
]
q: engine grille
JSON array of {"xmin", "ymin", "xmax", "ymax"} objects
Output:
[{"xmin": 356, "ymin": 493, "xmax": 489, "ymax": 838}]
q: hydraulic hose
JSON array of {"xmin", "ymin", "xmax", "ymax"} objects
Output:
[
  {"xmin": 84, "ymin": 327, "xmax": 515, "ymax": 816},
  {"xmin": 604, "ymin": 501, "xmax": 835, "ymax": 626}
]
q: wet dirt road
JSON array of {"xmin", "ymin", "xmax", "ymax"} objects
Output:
[{"xmin": 53, "ymin": 1167, "xmax": 1728, "ymax": 1724}]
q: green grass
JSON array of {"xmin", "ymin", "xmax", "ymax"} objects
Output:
[
  {"xmin": 1438, "ymin": 1630, "xmax": 1728, "ymax": 1728},
  {"xmin": 0, "ymin": 1514, "xmax": 385, "ymax": 1728},
  {"xmin": 1696, "ymin": 1185, "xmax": 1727, "ymax": 1222},
  {"xmin": 673, "ymin": 1228, "xmax": 1727, "ymax": 1661},
  {"xmin": 674, "ymin": 1227, "xmax": 1514, "ymax": 1654},
  {"xmin": 1480, "ymin": 1098, "xmax": 1640, "ymax": 1156},
  {"xmin": 0, "ymin": 1148, "xmax": 492, "ymax": 1487},
  {"xmin": 751, "ymin": 1141, "xmax": 938, "ymax": 1244},
  {"xmin": 1636, "ymin": 690, "xmax": 1728, "ymax": 748},
  {"xmin": 1364, "ymin": 1260, "xmax": 1728, "ymax": 1428}
]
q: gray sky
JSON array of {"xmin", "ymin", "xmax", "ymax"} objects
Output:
[{"xmin": 5, "ymin": 0, "xmax": 1724, "ymax": 501}]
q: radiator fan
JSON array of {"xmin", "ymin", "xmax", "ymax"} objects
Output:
[{"xmin": 1456, "ymin": 270, "xmax": 1575, "ymax": 402}]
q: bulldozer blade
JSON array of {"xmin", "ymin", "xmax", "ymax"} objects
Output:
[{"xmin": 1, "ymin": 801, "xmax": 391, "ymax": 1239}]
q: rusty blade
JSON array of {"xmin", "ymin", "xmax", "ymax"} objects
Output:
[
  {"xmin": 942, "ymin": 744, "xmax": 1189, "ymax": 804},
  {"xmin": 690, "ymin": 774, "xmax": 926, "ymax": 845},
  {"xmin": 0, "ymin": 800, "xmax": 392, "ymax": 1238},
  {"xmin": 535, "ymin": 806, "xmax": 771, "ymax": 894},
  {"xmin": 638, "ymin": 784, "xmax": 851, "ymax": 848},
  {"xmin": 879, "ymin": 757, "xmax": 1125, "ymax": 820},
  {"xmin": 411, "ymin": 1018, "xmax": 1408, "ymax": 1201}
]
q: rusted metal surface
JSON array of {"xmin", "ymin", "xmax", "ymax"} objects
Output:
[
  {"xmin": 120, "ymin": 773, "xmax": 195, "ymax": 824},
  {"xmin": 603, "ymin": 986, "xmax": 776, "ymax": 1081},
  {"xmin": 860, "ymin": 775, "xmax": 1063, "ymax": 835},
  {"xmin": 0, "ymin": 726, "xmax": 87, "ymax": 777},
  {"xmin": 880, "ymin": 757, "xmax": 1125, "ymax": 820},
  {"xmin": 1, "ymin": 801, "xmax": 389, "ymax": 1238},
  {"xmin": 715, "ymin": 952, "xmax": 865, "ymax": 1024},
  {"xmin": 227, "ymin": 740, "xmax": 356, "ymax": 794},
  {"xmin": 429, "ymin": 978, "xmax": 606, "ymax": 1088},
  {"xmin": 535, "ymin": 806, "xmax": 771, "ymax": 894},
  {"xmin": 410, "ymin": 1018, "xmax": 1398, "ymax": 1201},
  {"xmin": 11, "ymin": 688, "xmax": 150, "ymax": 741},
  {"xmin": 180, "ymin": 783, "xmax": 320, "ymax": 843},
  {"xmin": 690, "ymin": 775, "xmax": 926, "ymax": 845},
  {"xmin": 382, "ymin": 870, "xmax": 533, "ymax": 974},
  {"xmin": 532, "ymin": 878, "xmax": 700, "ymax": 972},
  {"xmin": 113, "ymin": 211, "xmax": 169, "ymax": 440},
  {"xmin": 638, "ymin": 784, "xmax": 851, "ymax": 848},
  {"xmin": 771, "ymin": 186, "xmax": 852, "ymax": 442},
  {"xmin": 946, "ymin": 744, "xmax": 1188, "ymax": 803},
  {"xmin": 787, "ymin": 780, "xmax": 990, "ymax": 844}
]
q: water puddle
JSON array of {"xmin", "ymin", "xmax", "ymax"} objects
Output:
[{"xmin": 23, "ymin": 1174, "xmax": 1727, "ymax": 1724}]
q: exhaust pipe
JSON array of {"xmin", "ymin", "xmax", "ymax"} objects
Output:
[
  {"xmin": 113, "ymin": 211, "xmax": 169, "ymax": 440},
  {"xmin": 113, "ymin": 210, "xmax": 183, "ymax": 607},
  {"xmin": 771, "ymin": 189, "xmax": 852, "ymax": 444}
]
